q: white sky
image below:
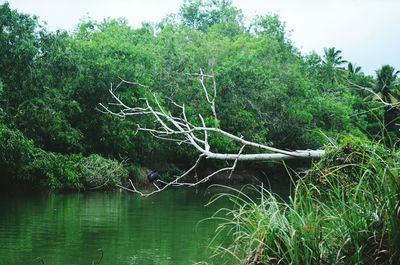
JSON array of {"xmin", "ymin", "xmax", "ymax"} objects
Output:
[{"xmin": 3, "ymin": 0, "xmax": 400, "ymax": 75}]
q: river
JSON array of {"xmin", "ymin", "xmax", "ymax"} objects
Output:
[
  {"xmin": 0, "ymin": 187, "xmax": 230, "ymax": 265},
  {"xmin": 0, "ymin": 184, "xmax": 290, "ymax": 265}
]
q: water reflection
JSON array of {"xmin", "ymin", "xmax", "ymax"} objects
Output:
[
  {"xmin": 0, "ymin": 189, "xmax": 226, "ymax": 265},
  {"xmin": 0, "ymin": 184, "xmax": 290, "ymax": 264}
]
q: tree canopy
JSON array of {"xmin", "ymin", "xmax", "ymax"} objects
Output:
[{"xmin": 0, "ymin": 2, "xmax": 398, "ymax": 190}]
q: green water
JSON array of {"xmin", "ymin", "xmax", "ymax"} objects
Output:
[
  {"xmin": 0, "ymin": 184, "xmax": 290, "ymax": 265},
  {"xmin": 0, "ymin": 188, "xmax": 231, "ymax": 265}
]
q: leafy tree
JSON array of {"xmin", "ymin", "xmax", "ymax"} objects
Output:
[
  {"xmin": 322, "ymin": 47, "xmax": 347, "ymax": 85},
  {"xmin": 347, "ymin": 62, "xmax": 362, "ymax": 79},
  {"xmin": 372, "ymin": 65, "xmax": 400, "ymax": 137},
  {"xmin": 251, "ymin": 14, "xmax": 288, "ymax": 44},
  {"xmin": 374, "ymin": 64, "xmax": 400, "ymax": 104},
  {"xmin": 0, "ymin": 2, "xmax": 393, "ymax": 191},
  {"xmin": 0, "ymin": 3, "xmax": 42, "ymax": 111},
  {"xmin": 179, "ymin": 0, "xmax": 244, "ymax": 35},
  {"xmin": 0, "ymin": 123, "xmax": 35, "ymax": 181},
  {"xmin": 323, "ymin": 47, "xmax": 346, "ymax": 67}
]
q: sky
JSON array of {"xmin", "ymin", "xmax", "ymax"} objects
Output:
[{"xmin": 4, "ymin": 0, "xmax": 400, "ymax": 75}]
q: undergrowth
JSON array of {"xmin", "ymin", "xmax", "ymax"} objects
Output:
[{"xmin": 208, "ymin": 136, "xmax": 400, "ymax": 264}]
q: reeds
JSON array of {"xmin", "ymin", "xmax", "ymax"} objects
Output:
[{"xmin": 208, "ymin": 136, "xmax": 400, "ymax": 264}]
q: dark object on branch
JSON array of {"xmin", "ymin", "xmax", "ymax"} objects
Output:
[
  {"xmin": 147, "ymin": 170, "xmax": 160, "ymax": 182},
  {"xmin": 101, "ymin": 70, "xmax": 325, "ymax": 196}
]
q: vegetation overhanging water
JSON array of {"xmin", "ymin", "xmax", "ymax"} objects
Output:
[{"xmin": 0, "ymin": 0, "xmax": 399, "ymax": 264}]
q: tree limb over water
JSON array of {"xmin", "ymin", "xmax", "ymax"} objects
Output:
[{"xmin": 100, "ymin": 70, "xmax": 325, "ymax": 196}]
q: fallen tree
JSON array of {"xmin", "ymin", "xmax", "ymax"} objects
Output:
[{"xmin": 100, "ymin": 70, "xmax": 326, "ymax": 196}]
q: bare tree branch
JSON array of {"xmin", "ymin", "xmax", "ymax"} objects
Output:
[
  {"xmin": 102, "ymin": 71, "xmax": 325, "ymax": 196},
  {"xmin": 348, "ymin": 81, "xmax": 400, "ymax": 110}
]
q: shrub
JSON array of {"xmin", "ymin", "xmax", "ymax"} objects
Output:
[
  {"xmin": 127, "ymin": 163, "xmax": 147, "ymax": 185},
  {"xmin": 22, "ymin": 151, "xmax": 83, "ymax": 189},
  {"xmin": 22, "ymin": 152, "xmax": 128, "ymax": 190},
  {"xmin": 80, "ymin": 154, "xmax": 128, "ymax": 190},
  {"xmin": 0, "ymin": 123, "xmax": 35, "ymax": 178},
  {"xmin": 0, "ymin": 123, "xmax": 128, "ymax": 190},
  {"xmin": 209, "ymin": 136, "xmax": 400, "ymax": 264}
]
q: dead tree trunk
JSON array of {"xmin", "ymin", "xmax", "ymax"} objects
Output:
[{"xmin": 100, "ymin": 70, "xmax": 325, "ymax": 196}]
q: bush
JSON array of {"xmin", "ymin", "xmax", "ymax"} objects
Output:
[
  {"xmin": 22, "ymin": 152, "xmax": 128, "ymax": 190},
  {"xmin": 0, "ymin": 123, "xmax": 128, "ymax": 190},
  {"xmin": 81, "ymin": 154, "xmax": 128, "ymax": 190},
  {"xmin": 0, "ymin": 123, "xmax": 35, "ymax": 178},
  {"xmin": 22, "ymin": 151, "xmax": 83, "ymax": 189},
  {"xmin": 209, "ymin": 136, "xmax": 400, "ymax": 264},
  {"xmin": 127, "ymin": 163, "xmax": 147, "ymax": 185}
]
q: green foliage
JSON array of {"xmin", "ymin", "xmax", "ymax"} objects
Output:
[
  {"xmin": 209, "ymin": 137, "xmax": 400, "ymax": 264},
  {"xmin": 347, "ymin": 62, "xmax": 362, "ymax": 79},
  {"xmin": 320, "ymin": 47, "xmax": 347, "ymax": 87},
  {"xmin": 15, "ymin": 95, "xmax": 84, "ymax": 153},
  {"xmin": 22, "ymin": 151, "xmax": 82, "ymax": 189},
  {"xmin": 0, "ymin": 2, "xmax": 397, "ymax": 191},
  {"xmin": 1, "ymin": 3, "xmax": 398, "ymax": 263},
  {"xmin": 179, "ymin": 0, "xmax": 244, "ymax": 35},
  {"xmin": 252, "ymin": 14, "xmax": 288, "ymax": 43},
  {"xmin": 0, "ymin": 123, "xmax": 35, "ymax": 178},
  {"xmin": 127, "ymin": 163, "xmax": 147, "ymax": 185},
  {"xmin": 161, "ymin": 164, "xmax": 186, "ymax": 182},
  {"xmin": 0, "ymin": 122, "xmax": 127, "ymax": 190},
  {"xmin": 359, "ymin": 65, "xmax": 400, "ymax": 139},
  {"xmin": 1, "ymin": 3, "xmax": 400, "ymax": 261},
  {"xmin": 80, "ymin": 154, "xmax": 128, "ymax": 190},
  {"xmin": 22, "ymin": 151, "xmax": 128, "ymax": 190},
  {"xmin": 375, "ymin": 65, "xmax": 400, "ymax": 101},
  {"xmin": 0, "ymin": 3, "xmax": 41, "ymax": 109}
]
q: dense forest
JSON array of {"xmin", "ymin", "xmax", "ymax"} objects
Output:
[
  {"xmin": 0, "ymin": 1, "xmax": 399, "ymax": 190},
  {"xmin": 1, "ymin": 1, "xmax": 400, "ymax": 264},
  {"xmin": 1, "ymin": 1, "xmax": 398, "ymax": 190}
]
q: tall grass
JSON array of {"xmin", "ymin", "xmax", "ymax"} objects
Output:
[{"xmin": 208, "ymin": 136, "xmax": 400, "ymax": 264}]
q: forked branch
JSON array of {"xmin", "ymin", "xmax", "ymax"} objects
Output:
[{"xmin": 101, "ymin": 70, "xmax": 325, "ymax": 196}]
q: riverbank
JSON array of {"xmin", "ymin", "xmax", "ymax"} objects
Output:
[
  {"xmin": 209, "ymin": 136, "xmax": 400, "ymax": 264},
  {"xmin": 0, "ymin": 121, "xmax": 297, "ymax": 192}
]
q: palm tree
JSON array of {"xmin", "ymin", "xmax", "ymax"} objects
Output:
[
  {"xmin": 373, "ymin": 64, "xmax": 400, "ymax": 105},
  {"xmin": 347, "ymin": 62, "xmax": 362, "ymax": 78},
  {"xmin": 322, "ymin": 47, "xmax": 347, "ymax": 84},
  {"xmin": 372, "ymin": 65, "xmax": 400, "ymax": 139},
  {"xmin": 323, "ymin": 47, "xmax": 347, "ymax": 67}
]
